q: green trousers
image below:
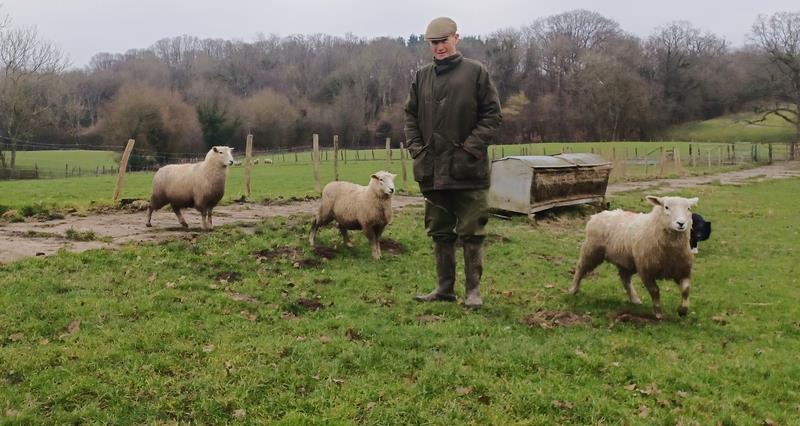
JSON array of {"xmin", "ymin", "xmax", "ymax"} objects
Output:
[{"xmin": 423, "ymin": 189, "xmax": 489, "ymax": 243}]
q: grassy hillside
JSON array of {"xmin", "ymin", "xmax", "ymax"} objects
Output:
[{"xmin": 664, "ymin": 112, "xmax": 797, "ymax": 143}]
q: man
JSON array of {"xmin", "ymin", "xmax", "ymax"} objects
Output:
[{"xmin": 404, "ymin": 17, "xmax": 502, "ymax": 309}]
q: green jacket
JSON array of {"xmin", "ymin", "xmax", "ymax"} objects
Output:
[{"xmin": 404, "ymin": 53, "xmax": 502, "ymax": 191}]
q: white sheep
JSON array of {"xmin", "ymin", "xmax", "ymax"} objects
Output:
[
  {"xmin": 146, "ymin": 146, "xmax": 235, "ymax": 230},
  {"xmin": 263, "ymin": 158, "xmax": 273, "ymax": 165},
  {"xmin": 568, "ymin": 196, "xmax": 699, "ymax": 319},
  {"xmin": 309, "ymin": 171, "xmax": 397, "ymax": 259}
]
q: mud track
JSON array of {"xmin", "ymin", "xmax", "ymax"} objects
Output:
[{"xmin": 1, "ymin": 162, "xmax": 798, "ymax": 264}]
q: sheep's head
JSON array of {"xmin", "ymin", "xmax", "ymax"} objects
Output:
[
  {"xmin": 370, "ymin": 171, "xmax": 397, "ymax": 197},
  {"xmin": 646, "ymin": 195, "xmax": 698, "ymax": 233},
  {"xmin": 207, "ymin": 146, "xmax": 235, "ymax": 168}
]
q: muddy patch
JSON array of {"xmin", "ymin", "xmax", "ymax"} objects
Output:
[
  {"xmin": 313, "ymin": 246, "xmax": 337, "ymax": 260},
  {"xmin": 253, "ymin": 245, "xmax": 326, "ymax": 268},
  {"xmin": 286, "ymin": 297, "xmax": 326, "ymax": 315},
  {"xmin": 214, "ymin": 271, "xmax": 242, "ymax": 282},
  {"xmin": 521, "ymin": 310, "xmax": 592, "ymax": 329},
  {"xmin": 607, "ymin": 310, "xmax": 660, "ymax": 327},
  {"xmin": 380, "ymin": 238, "xmax": 407, "ymax": 254},
  {"xmin": 253, "ymin": 246, "xmax": 303, "ymax": 261}
]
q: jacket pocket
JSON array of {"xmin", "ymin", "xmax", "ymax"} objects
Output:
[
  {"xmin": 450, "ymin": 146, "xmax": 488, "ymax": 180},
  {"xmin": 412, "ymin": 147, "xmax": 433, "ymax": 182}
]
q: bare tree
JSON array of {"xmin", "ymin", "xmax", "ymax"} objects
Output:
[
  {"xmin": 526, "ymin": 10, "xmax": 622, "ymax": 140},
  {"xmin": 0, "ymin": 21, "xmax": 68, "ymax": 168},
  {"xmin": 646, "ymin": 21, "xmax": 727, "ymax": 123},
  {"xmin": 750, "ymin": 11, "xmax": 800, "ymax": 157}
]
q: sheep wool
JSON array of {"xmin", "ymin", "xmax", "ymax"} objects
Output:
[
  {"xmin": 146, "ymin": 146, "xmax": 234, "ymax": 230},
  {"xmin": 309, "ymin": 171, "xmax": 397, "ymax": 259},
  {"xmin": 569, "ymin": 195, "xmax": 699, "ymax": 319}
]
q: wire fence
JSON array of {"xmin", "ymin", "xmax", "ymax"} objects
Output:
[{"xmin": 1, "ymin": 136, "xmax": 798, "ymax": 182}]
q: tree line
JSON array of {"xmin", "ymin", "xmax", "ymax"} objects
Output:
[{"xmin": 1, "ymin": 8, "xmax": 799, "ymax": 169}]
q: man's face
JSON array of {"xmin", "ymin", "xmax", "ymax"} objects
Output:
[{"xmin": 429, "ymin": 34, "xmax": 459, "ymax": 60}]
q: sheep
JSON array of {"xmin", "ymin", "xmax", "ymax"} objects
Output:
[
  {"xmin": 568, "ymin": 196, "xmax": 699, "ymax": 319},
  {"xmin": 309, "ymin": 171, "xmax": 397, "ymax": 259},
  {"xmin": 263, "ymin": 158, "xmax": 273, "ymax": 165},
  {"xmin": 146, "ymin": 146, "xmax": 235, "ymax": 231},
  {"xmin": 253, "ymin": 158, "xmax": 260, "ymax": 165},
  {"xmin": 690, "ymin": 212, "xmax": 712, "ymax": 254}
]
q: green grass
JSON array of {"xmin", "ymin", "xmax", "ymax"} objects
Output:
[
  {"xmin": 1, "ymin": 141, "xmax": 785, "ymax": 214},
  {"xmin": 1, "ymin": 178, "xmax": 799, "ymax": 423},
  {"xmin": 10, "ymin": 150, "xmax": 118, "ymax": 175},
  {"xmin": 665, "ymin": 111, "xmax": 798, "ymax": 143}
]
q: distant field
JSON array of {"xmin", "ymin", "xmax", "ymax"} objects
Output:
[
  {"xmin": 11, "ymin": 150, "xmax": 118, "ymax": 175},
  {"xmin": 0, "ymin": 141, "xmax": 790, "ymax": 213},
  {"xmin": 664, "ymin": 112, "xmax": 797, "ymax": 143}
]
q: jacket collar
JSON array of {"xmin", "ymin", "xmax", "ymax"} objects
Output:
[{"xmin": 434, "ymin": 53, "xmax": 463, "ymax": 75}]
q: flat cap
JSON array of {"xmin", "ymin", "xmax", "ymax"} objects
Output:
[{"xmin": 425, "ymin": 17, "xmax": 457, "ymax": 41}]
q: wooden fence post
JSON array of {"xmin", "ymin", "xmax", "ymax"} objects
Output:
[
  {"xmin": 112, "ymin": 139, "xmax": 135, "ymax": 202},
  {"xmin": 243, "ymin": 134, "xmax": 253, "ymax": 198},
  {"xmin": 333, "ymin": 135, "xmax": 340, "ymax": 181},
  {"xmin": 313, "ymin": 134, "xmax": 321, "ymax": 192},
  {"xmin": 385, "ymin": 137, "xmax": 391, "ymax": 170},
  {"xmin": 400, "ymin": 141, "xmax": 408, "ymax": 192}
]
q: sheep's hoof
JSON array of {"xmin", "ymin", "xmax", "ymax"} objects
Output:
[
  {"xmin": 678, "ymin": 306, "xmax": 688, "ymax": 317},
  {"xmin": 630, "ymin": 297, "xmax": 643, "ymax": 305},
  {"xmin": 145, "ymin": 223, "xmax": 152, "ymax": 228},
  {"xmin": 567, "ymin": 286, "xmax": 579, "ymax": 295},
  {"xmin": 181, "ymin": 223, "xmax": 189, "ymax": 229},
  {"xmin": 654, "ymin": 312, "xmax": 664, "ymax": 321}
]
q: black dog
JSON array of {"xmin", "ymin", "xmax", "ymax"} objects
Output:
[{"xmin": 690, "ymin": 213, "xmax": 712, "ymax": 254}]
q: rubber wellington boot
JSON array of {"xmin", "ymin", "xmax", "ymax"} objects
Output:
[
  {"xmin": 414, "ymin": 241, "xmax": 457, "ymax": 302},
  {"xmin": 463, "ymin": 240, "xmax": 484, "ymax": 309}
]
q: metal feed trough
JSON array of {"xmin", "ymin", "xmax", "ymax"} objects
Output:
[{"xmin": 488, "ymin": 153, "xmax": 612, "ymax": 219}]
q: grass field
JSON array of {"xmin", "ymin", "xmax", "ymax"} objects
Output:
[
  {"xmin": 664, "ymin": 111, "xmax": 798, "ymax": 143},
  {"xmin": 10, "ymin": 150, "xmax": 118, "ymax": 175},
  {"xmin": 0, "ymin": 141, "xmax": 787, "ymax": 214},
  {"xmin": 1, "ymin": 175, "xmax": 799, "ymax": 423}
]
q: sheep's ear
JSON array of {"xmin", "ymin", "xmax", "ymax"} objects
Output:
[
  {"xmin": 687, "ymin": 197, "xmax": 699, "ymax": 207},
  {"xmin": 213, "ymin": 146, "xmax": 219, "ymax": 153},
  {"xmin": 370, "ymin": 174, "xmax": 378, "ymax": 180},
  {"xmin": 646, "ymin": 195, "xmax": 662, "ymax": 206}
]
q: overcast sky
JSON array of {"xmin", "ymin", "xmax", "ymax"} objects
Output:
[{"xmin": 2, "ymin": 0, "xmax": 798, "ymax": 68}]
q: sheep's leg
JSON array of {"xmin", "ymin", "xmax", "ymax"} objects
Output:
[
  {"xmin": 200, "ymin": 211, "xmax": 207, "ymax": 230},
  {"xmin": 309, "ymin": 218, "xmax": 319, "ymax": 246},
  {"xmin": 207, "ymin": 208, "xmax": 213, "ymax": 229},
  {"xmin": 641, "ymin": 278, "xmax": 663, "ymax": 320},
  {"xmin": 568, "ymin": 245, "xmax": 604, "ymax": 295},
  {"xmin": 172, "ymin": 206, "xmax": 188, "ymax": 228},
  {"xmin": 339, "ymin": 226, "xmax": 353, "ymax": 248},
  {"xmin": 147, "ymin": 196, "xmax": 163, "ymax": 228},
  {"xmin": 364, "ymin": 226, "xmax": 380, "ymax": 259},
  {"xmin": 618, "ymin": 267, "xmax": 642, "ymax": 304},
  {"xmin": 677, "ymin": 277, "xmax": 691, "ymax": 317}
]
